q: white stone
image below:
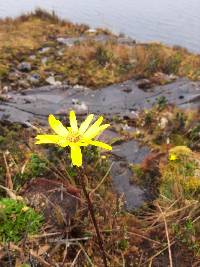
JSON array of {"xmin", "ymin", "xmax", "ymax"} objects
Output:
[
  {"xmin": 159, "ymin": 117, "xmax": 168, "ymax": 129},
  {"xmin": 86, "ymin": 28, "xmax": 97, "ymax": 34},
  {"xmin": 45, "ymin": 76, "xmax": 62, "ymax": 86}
]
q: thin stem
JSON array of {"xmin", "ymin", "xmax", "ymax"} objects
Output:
[{"xmin": 77, "ymin": 168, "xmax": 108, "ymax": 267}]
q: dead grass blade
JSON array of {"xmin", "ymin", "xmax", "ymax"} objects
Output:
[{"xmin": 157, "ymin": 203, "xmax": 173, "ymax": 267}]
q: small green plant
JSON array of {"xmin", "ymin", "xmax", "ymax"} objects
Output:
[
  {"xmin": 83, "ymin": 146, "xmax": 100, "ymax": 164},
  {"xmin": 172, "ymin": 220, "xmax": 200, "ymax": 256},
  {"xmin": 0, "ymin": 135, "xmax": 5, "ymax": 144},
  {"xmin": 189, "ymin": 123, "xmax": 200, "ymax": 142},
  {"xmin": 13, "ymin": 154, "xmax": 48, "ymax": 187},
  {"xmin": 164, "ymin": 53, "xmax": 182, "ymax": 74},
  {"xmin": 95, "ymin": 46, "xmax": 112, "ymax": 66},
  {"xmin": 144, "ymin": 111, "xmax": 153, "ymax": 125},
  {"xmin": 132, "ymin": 164, "xmax": 144, "ymax": 179},
  {"xmin": 155, "ymin": 96, "xmax": 168, "ymax": 110},
  {"xmin": 118, "ymin": 238, "xmax": 129, "ymax": 251},
  {"xmin": 175, "ymin": 112, "xmax": 186, "ymax": 130},
  {"xmin": 0, "ymin": 198, "xmax": 43, "ymax": 243},
  {"xmin": 26, "ymin": 153, "xmax": 47, "ymax": 177}
]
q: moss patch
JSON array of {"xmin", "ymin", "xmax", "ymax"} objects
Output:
[{"xmin": 0, "ymin": 198, "xmax": 43, "ymax": 243}]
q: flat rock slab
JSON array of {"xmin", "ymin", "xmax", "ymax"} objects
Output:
[
  {"xmin": 111, "ymin": 161, "xmax": 146, "ymax": 209},
  {"xmin": 112, "ymin": 140, "xmax": 150, "ymax": 163},
  {"xmin": 111, "ymin": 140, "xmax": 150, "ymax": 210},
  {"xmin": 56, "ymin": 34, "xmax": 136, "ymax": 46},
  {"xmin": 0, "ymin": 78, "xmax": 199, "ymax": 125}
]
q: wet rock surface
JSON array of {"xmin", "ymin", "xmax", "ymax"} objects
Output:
[
  {"xmin": 111, "ymin": 140, "xmax": 150, "ymax": 209},
  {"xmin": 0, "ymin": 78, "xmax": 199, "ymax": 124},
  {"xmin": 112, "ymin": 140, "xmax": 150, "ymax": 163}
]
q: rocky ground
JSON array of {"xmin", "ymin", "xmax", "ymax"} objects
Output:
[{"xmin": 0, "ymin": 10, "xmax": 200, "ymax": 267}]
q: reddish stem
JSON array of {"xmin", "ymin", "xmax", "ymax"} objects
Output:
[{"xmin": 78, "ymin": 168, "xmax": 108, "ymax": 267}]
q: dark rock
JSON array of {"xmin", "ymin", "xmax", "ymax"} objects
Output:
[
  {"xmin": 17, "ymin": 62, "xmax": 31, "ymax": 72},
  {"xmin": 137, "ymin": 79, "xmax": 153, "ymax": 90},
  {"xmin": 20, "ymin": 178, "xmax": 80, "ymax": 228},
  {"xmin": 112, "ymin": 140, "xmax": 150, "ymax": 163},
  {"xmin": 123, "ymin": 87, "xmax": 132, "ymax": 93},
  {"xmin": 27, "ymin": 73, "xmax": 40, "ymax": 85},
  {"xmin": 110, "ymin": 140, "xmax": 150, "ymax": 209},
  {"xmin": 111, "ymin": 161, "xmax": 147, "ymax": 209},
  {"xmin": 100, "ymin": 129, "xmax": 121, "ymax": 144}
]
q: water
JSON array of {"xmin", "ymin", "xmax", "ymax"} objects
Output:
[{"xmin": 0, "ymin": 0, "xmax": 200, "ymax": 53}]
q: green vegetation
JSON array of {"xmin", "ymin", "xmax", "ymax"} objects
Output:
[
  {"xmin": 0, "ymin": 198, "xmax": 43, "ymax": 243},
  {"xmin": 161, "ymin": 146, "xmax": 200, "ymax": 197}
]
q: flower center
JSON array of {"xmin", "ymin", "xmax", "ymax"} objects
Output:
[{"xmin": 67, "ymin": 132, "xmax": 81, "ymax": 143}]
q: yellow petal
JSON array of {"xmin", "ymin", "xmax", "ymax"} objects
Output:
[
  {"xmin": 84, "ymin": 123, "xmax": 110, "ymax": 139},
  {"xmin": 35, "ymin": 135, "xmax": 69, "ymax": 147},
  {"xmin": 76, "ymin": 141, "xmax": 89, "ymax": 147},
  {"xmin": 169, "ymin": 154, "xmax": 177, "ymax": 161},
  {"xmin": 89, "ymin": 140, "xmax": 112, "ymax": 150},
  {"xmin": 70, "ymin": 145, "xmax": 82, "ymax": 167},
  {"xmin": 48, "ymin": 114, "xmax": 68, "ymax": 136},
  {"xmin": 69, "ymin": 110, "xmax": 78, "ymax": 132},
  {"xmin": 83, "ymin": 116, "xmax": 103, "ymax": 139},
  {"xmin": 79, "ymin": 114, "xmax": 94, "ymax": 135}
]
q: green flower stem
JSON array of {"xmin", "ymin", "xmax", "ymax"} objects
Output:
[{"xmin": 77, "ymin": 167, "xmax": 108, "ymax": 267}]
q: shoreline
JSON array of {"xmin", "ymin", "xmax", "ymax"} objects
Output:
[
  {"xmin": 0, "ymin": 9, "xmax": 200, "ymax": 93},
  {"xmin": 1, "ymin": 5, "xmax": 200, "ymax": 55}
]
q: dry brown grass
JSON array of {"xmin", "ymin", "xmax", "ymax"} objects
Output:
[{"xmin": 0, "ymin": 17, "xmax": 86, "ymax": 53}]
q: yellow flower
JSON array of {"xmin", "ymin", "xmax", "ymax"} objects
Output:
[
  {"xmin": 169, "ymin": 153, "xmax": 177, "ymax": 161},
  {"xmin": 35, "ymin": 111, "xmax": 112, "ymax": 167},
  {"xmin": 21, "ymin": 206, "xmax": 29, "ymax": 212}
]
